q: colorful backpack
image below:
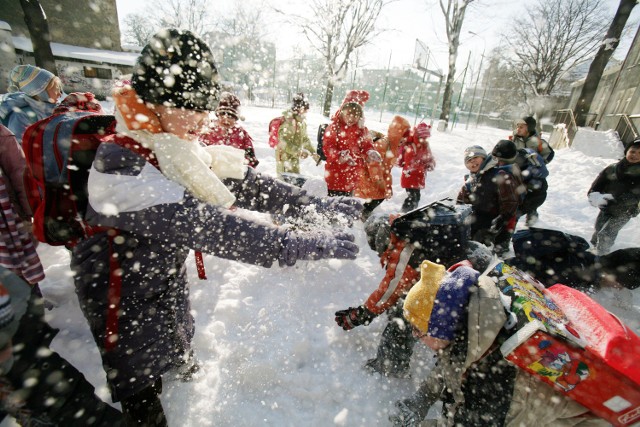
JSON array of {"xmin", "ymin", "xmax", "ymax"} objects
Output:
[
  {"xmin": 268, "ymin": 116, "xmax": 284, "ymax": 148},
  {"xmin": 22, "ymin": 112, "xmax": 116, "ymax": 247}
]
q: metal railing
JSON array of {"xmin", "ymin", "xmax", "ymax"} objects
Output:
[{"xmin": 615, "ymin": 114, "xmax": 639, "ymax": 145}]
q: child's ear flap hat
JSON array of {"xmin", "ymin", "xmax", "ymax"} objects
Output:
[{"xmin": 8, "ymin": 64, "xmax": 55, "ymax": 97}]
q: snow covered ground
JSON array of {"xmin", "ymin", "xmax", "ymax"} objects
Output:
[{"xmin": 10, "ymin": 105, "xmax": 639, "ymax": 426}]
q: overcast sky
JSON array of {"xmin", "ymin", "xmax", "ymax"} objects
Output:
[{"xmin": 115, "ymin": 0, "xmax": 639, "ymax": 75}]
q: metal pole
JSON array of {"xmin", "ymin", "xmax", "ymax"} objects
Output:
[
  {"xmin": 465, "ymin": 50, "xmax": 484, "ymax": 130},
  {"xmin": 379, "ymin": 51, "xmax": 392, "ymax": 122},
  {"xmin": 452, "ymin": 50, "xmax": 471, "ymax": 128},
  {"xmin": 414, "ymin": 47, "xmax": 430, "ymax": 125},
  {"xmin": 414, "ymin": 69, "xmax": 429, "ymax": 126},
  {"xmin": 475, "ymin": 66, "xmax": 492, "ymax": 128},
  {"xmin": 430, "ymin": 75, "xmax": 443, "ymax": 127}
]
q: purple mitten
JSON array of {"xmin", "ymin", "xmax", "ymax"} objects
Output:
[{"xmin": 279, "ymin": 230, "xmax": 359, "ymax": 266}]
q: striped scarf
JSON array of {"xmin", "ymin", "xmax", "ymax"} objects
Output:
[{"xmin": 0, "ymin": 172, "xmax": 44, "ymax": 285}]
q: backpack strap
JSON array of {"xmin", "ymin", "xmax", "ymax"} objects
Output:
[{"xmin": 109, "ymin": 135, "xmax": 160, "ymax": 168}]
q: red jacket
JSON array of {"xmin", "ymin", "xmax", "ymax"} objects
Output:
[
  {"xmin": 323, "ymin": 118, "xmax": 374, "ymax": 193},
  {"xmin": 199, "ymin": 122, "xmax": 259, "ymax": 168},
  {"xmin": 397, "ymin": 137, "xmax": 435, "ymax": 189}
]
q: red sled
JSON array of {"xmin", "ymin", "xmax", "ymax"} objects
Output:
[{"xmin": 494, "ymin": 263, "xmax": 640, "ymax": 427}]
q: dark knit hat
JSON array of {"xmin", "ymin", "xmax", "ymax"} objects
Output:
[
  {"xmin": 624, "ymin": 138, "xmax": 640, "ymax": 155},
  {"xmin": 216, "ymin": 92, "xmax": 243, "ymax": 120},
  {"xmin": 132, "ymin": 28, "xmax": 219, "ymax": 111},
  {"xmin": 524, "ymin": 116, "xmax": 537, "ymax": 135},
  {"xmin": 492, "ymin": 139, "xmax": 517, "ymax": 163},
  {"xmin": 292, "ymin": 92, "xmax": 310, "ymax": 112}
]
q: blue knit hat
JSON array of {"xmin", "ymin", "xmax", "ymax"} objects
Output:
[{"xmin": 8, "ymin": 65, "xmax": 55, "ymax": 97}]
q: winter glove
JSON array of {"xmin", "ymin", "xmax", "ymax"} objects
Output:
[
  {"xmin": 338, "ymin": 150, "xmax": 356, "ymax": 165},
  {"xmin": 313, "ymin": 196, "xmax": 364, "ymax": 222},
  {"xmin": 367, "ymin": 149, "xmax": 383, "ymax": 163},
  {"xmin": 488, "ymin": 215, "xmax": 505, "ymax": 236},
  {"xmin": 588, "ymin": 192, "xmax": 614, "ymax": 208},
  {"xmin": 279, "ymin": 230, "xmax": 359, "ymax": 266},
  {"xmin": 334, "ymin": 305, "xmax": 377, "ymax": 330}
]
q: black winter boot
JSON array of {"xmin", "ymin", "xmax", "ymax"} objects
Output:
[{"xmin": 364, "ymin": 304, "xmax": 415, "ymax": 378}]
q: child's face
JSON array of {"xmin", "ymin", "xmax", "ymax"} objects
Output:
[
  {"xmin": 45, "ymin": 77, "xmax": 63, "ymax": 103},
  {"xmin": 515, "ymin": 122, "xmax": 528, "ymax": 137},
  {"xmin": 626, "ymin": 146, "xmax": 640, "ymax": 164},
  {"xmin": 153, "ymin": 105, "xmax": 209, "ymax": 140},
  {"xmin": 217, "ymin": 112, "xmax": 238, "ymax": 128},
  {"xmin": 341, "ymin": 108, "xmax": 361, "ymax": 126},
  {"xmin": 465, "ymin": 156, "xmax": 483, "ymax": 173}
]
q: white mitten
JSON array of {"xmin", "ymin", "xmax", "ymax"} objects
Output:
[{"xmin": 588, "ymin": 192, "xmax": 614, "ymax": 208}]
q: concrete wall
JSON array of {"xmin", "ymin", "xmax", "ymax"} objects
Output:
[{"xmin": 0, "ymin": 0, "xmax": 121, "ymax": 51}]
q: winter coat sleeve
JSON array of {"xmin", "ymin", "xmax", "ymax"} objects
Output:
[
  {"xmin": 363, "ymin": 239, "xmax": 421, "ymax": 315},
  {"xmin": 0, "ymin": 127, "xmax": 32, "ymax": 219},
  {"xmin": 224, "ymin": 167, "xmax": 320, "ymax": 216},
  {"xmin": 588, "ymin": 164, "xmax": 613, "ymax": 195},
  {"xmin": 87, "ymin": 143, "xmax": 287, "ymax": 268},
  {"xmin": 321, "ymin": 122, "xmax": 343, "ymax": 164}
]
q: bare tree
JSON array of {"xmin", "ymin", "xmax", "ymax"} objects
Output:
[
  {"xmin": 437, "ymin": 0, "xmax": 475, "ymax": 131},
  {"xmin": 213, "ymin": 4, "xmax": 272, "ymax": 100},
  {"xmin": 279, "ymin": 0, "xmax": 389, "ymax": 117},
  {"xmin": 502, "ymin": 0, "xmax": 610, "ymax": 118},
  {"xmin": 573, "ymin": 0, "xmax": 637, "ymax": 127},
  {"xmin": 152, "ymin": 0, "xmax": 214, "ymax": 36},
  {"xmin": 19, "ymin": 0, "xmax": 56, "ymax": 73},
  {"xmin": 120, "ymin": 0, "xmax": 215, "ymax": 46},
  {"xmin": 122, "ymin": 13, "xmax": 157, "ymax": 46}
]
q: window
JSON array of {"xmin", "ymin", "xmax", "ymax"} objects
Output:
[{"xmin": 83, "ymin": 66, "xmax": 113, "ymax": 79}]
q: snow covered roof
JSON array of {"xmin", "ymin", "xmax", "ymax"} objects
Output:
[{"xmin": 12, "ymin": 36, "xmax": 138, "ymax": 67}]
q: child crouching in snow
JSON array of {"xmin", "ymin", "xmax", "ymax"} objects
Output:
[
  {"xmin": 389, "ymin": 260, "xmax": 609, "ymax": 427},
  {"xmin": 71, "ymin": 28, "xmax": 363, "ymax": 426}
]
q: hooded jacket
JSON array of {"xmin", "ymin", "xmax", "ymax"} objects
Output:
[
  {"xmin": 457, "ymin": 156, "xmax": 523, "ymax": 231},
  {"xmin": 397, "ymin": 133, "xmax": 435, "ymax": 189},
  {"xmin": 275, "ymin": 109, "xmax": 315, "ymax": 175},
  {"xmin": 355, "ymin": 131, "xmax": 394, "ymax": 200},
  {"xmin": 323, "ymin": 91, "xmax": 374, "ymax": 192},
  {"xmin": 0, "ymin": 93, "xmax": 56, "ymax": 144},
  {"xmin": 588, "ymin": 158, "xmax": 640, "ymax": 217}
]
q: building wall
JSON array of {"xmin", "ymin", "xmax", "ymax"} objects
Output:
[
  {"xmin": 570, "ymin": 26, "xmax": 640, "ymax": 132},
  {"xmin": 0, "ymin": 0, "xmax": 121, "ymax": 51}
]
